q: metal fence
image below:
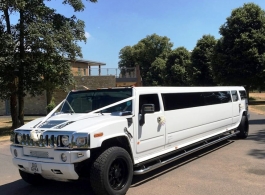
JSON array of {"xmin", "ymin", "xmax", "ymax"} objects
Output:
[{"xmin": 88, "ymin": 68, "xmax": 136, "ymax": 78}]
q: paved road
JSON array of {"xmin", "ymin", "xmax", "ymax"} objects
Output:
[{"xmin": 0, "ymin": 112, "xmax": 265, "ymax": 195}]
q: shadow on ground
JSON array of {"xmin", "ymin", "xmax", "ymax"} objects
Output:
[
  {"xmin": 247, "ymin": 128, "xmax": 265, "ymax": 159},
  {"xmin": 131, "ymin": 140, "xmax": 233, "ymax": 187},
  {"xmin": 249, "ymin": 100, "xmax": 265, "ymax": 105},
  {"xmin": 0, "ymin": 179, "xmax": 94, "ymax": 195},
  {"xmin": 249, "ymin": 118, "xmax": 265, "ymax": 125}
]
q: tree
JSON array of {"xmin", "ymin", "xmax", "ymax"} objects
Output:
[
  {"xmin": 0, "ymin": 0, "xmax": 97, "ymax": 128},
  {"xmin": 212, "ymin": 3, "xmax": 265, "ymax": 97},
  {"xmin": 190, "ymin": 35, "xmax": 217, "ymax": 86},
  {"xmin": 119, "ymin": 34, "xmax": 173, "ymax": 85},
  {"xmin": 165, "ymin": 47, "xmax": 191, "ymax": 86},
  {"xmin": 146, "ymin": 57, "xmax": 167, "ymax": 86}
]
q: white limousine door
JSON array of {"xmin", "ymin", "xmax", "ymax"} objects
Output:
[{"xmin": 136, "ymin": 94, "xmax": 165, "ymax": 153}]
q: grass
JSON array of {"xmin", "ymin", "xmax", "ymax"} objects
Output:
[
  {"xmin": 248, "ymin": 93, "xmax": 265, "ymax": 115},
  {"xmin": 0, "ymin": 116, "xmax": 41, "ymax": 137},
  {"xmin": 249, "ymin": 97, "xmax": 256, "ymax": 101}
]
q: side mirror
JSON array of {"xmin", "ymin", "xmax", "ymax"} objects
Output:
[{"xmin": 139, "ymin": 104, "xmax": 155, "ymax": 126}]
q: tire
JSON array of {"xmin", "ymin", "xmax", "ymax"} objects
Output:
[
  {"xmin": 19, "ymin": 170, "xmax": 45, "ymax": 185},
  {"xmin": 236, "ymin": 115, "xmax": 249, "ymax": 139},
  {"xmin": 90, "ymin": 147, "xmax": 133, "ymax": 195}
]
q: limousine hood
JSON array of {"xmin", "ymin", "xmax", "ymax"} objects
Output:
[{"xmin": 19, "ymin": 113, "xmax": 127, "ymax": 132}]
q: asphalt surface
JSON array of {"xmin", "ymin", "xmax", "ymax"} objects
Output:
[{"xmin": 0, "ymin": 112, "xmax": 264, "ymax": 195}]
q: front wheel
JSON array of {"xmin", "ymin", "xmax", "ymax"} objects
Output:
[
  {"xmin": 90, "ymin": 147, "xmax": 133, "ymax": 195},
  {"xmin": 19, "ymin": 170, "xmax": 45, "ymax": 185},
  {"xmin": 237, "ymin": 115, "xmax": 249, "ymax": 139}
]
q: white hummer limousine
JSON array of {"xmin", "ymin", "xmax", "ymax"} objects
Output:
[{"xmin": 10, "ymin": 86, "xmax": 249, "ymax": 195}]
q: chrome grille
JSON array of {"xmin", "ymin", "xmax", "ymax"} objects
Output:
[{"xmin": 13, "ymin": 130, "xmax": 75, "ymax": 149}]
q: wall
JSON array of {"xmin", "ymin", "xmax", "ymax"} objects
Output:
[
  {"xmin": 0, "ymin": 101, "xmax": 5, "ymax": 115},
  {"xmin": 27, "ymin": 76, "xmax": 115, "ymax": 115},
  {"xmin": 71, "ymin": 61, "xmax": 88, "ymax": 76},
  {"xmin": 24, "ymin": 92, "xmax": 47, "ymax": 115}
]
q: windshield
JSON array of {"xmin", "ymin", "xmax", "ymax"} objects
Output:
[{"xmin": 60, "ymin": 88, "xmax": 133, "ymax": 114}]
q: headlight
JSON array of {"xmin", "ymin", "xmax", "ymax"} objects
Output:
[
  {"xmin": 72, "ymin": 133, "xmax": 89, "ymax": 148},
  {"xmin": 16, "ymin": 133, "xmax": 22, "ymax": 143},
  {"xmin": 61, "ymin": 135, "xmax": 69, "ymax": 146},
  {"xmin": 76, "ymin": 137, "xmax": 87, "ymax": 146}
]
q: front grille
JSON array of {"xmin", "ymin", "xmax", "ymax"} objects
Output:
[{"xmin": 13, "ymin": 130, "xmax": 75, "ymax": 149}]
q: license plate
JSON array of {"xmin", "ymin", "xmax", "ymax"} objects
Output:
[{"xmin": 29, "ymin": 162, "xmax": 42, "ymax": 173}]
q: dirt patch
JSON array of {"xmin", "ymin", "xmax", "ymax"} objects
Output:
[
  {"xmin": 249, "ymin": 93, "xmax": 265, "ymax": 100},
  {"xmin": 0, "ymin": 116, "xmax": 41, "ymax": 138},
  {"xmin": 249, "ymin": 93, "xmax": 265, "ymax": 115},
  {"xmin": 248, "ymin": 106, "xmax": 265, "ymax": 114},
  {"xmin": 0, "ymin": 136, "xmax": 10, "ymax": 142}
]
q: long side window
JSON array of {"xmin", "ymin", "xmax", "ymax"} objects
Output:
[
  {"xmin": 162, "ymin": 93, "xmax": 204, "ymax": 110},
  {"xmin": 139, "ymin": 94, "xmax": 160, "ymax": 113},
  {"xmin": 204, "ymin": 91, "xmax": 231, "ymax": 105},
  {"xmin": 162, "ymin": 91, "xmax": 232, "ymax": 111}
]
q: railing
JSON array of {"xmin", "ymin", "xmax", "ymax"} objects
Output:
[{"xmin": 77, "ymin": 68, "xmax": 137, "ymax": 78}]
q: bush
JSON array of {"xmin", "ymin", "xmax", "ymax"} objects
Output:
[{"xmin": 46, "ymin": 97, "xmax": 56, "ymax": 113}]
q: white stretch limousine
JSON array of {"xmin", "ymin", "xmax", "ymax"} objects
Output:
[{"xmin": 10, "ymin": 86, "xmax": 249, "ymax": 195}]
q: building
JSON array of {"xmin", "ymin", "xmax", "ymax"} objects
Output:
[
  {"xmin": 0, "ymin": 60, "xmax": 142, "ymax": 115},
  {"xmin": 0, "ymin": 59, "xmax": 114, "ymax": 116},
  {"xmin": 70, "ymin": 59, "xmax": 106, "ymax": 76}
]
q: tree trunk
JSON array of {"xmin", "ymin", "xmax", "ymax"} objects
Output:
[
  {"xmin": 10, "ymin": 93, "xmax": 19, "ymax": 129},
  {"xmin": 4, "ymin": 8, "xmax": 19, "ymax": 128},
  {"xmin": 18, "ymin": 94, "xmax": 24, "ymax": 125},
  {"xmin": 18, "ymin": 10, "xmax": 25, "ymax": 125},
  {"xmin": 46, "ymin": 89, "xmax": 53, "ymax": 113},
  {"xmin": 245, "ymin": 85, "xmax": 250, "ymax": 100}
]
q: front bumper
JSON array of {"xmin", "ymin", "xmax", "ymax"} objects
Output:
[
  {"xmin": 13, "ymin": 158, "xmax": 79, "ymax": 181},
  {"xmin": 10, "ymin": 145, "xmax": 90, "ymax": 181}
]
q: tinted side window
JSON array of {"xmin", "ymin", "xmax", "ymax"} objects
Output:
[
  {"xmin": 204, "ymin": 91, "xmax": 231, "ymax": 105},
  {"xmin": 162, "ymin": 93, "xmax": 204, "ymax": 111},
  {"xmin": 231, "ymin": 90, "xmax": 239, "ymax": 102},
  {"xmin": 239, "ymin": 90, "xmax": 247, "ymax": 100},
  {"xmin": 162, "ymin": 91, "xmax": 231, "ymax": 111},
  {"xmin": 139, "ymin": 94, "xmax": 160, "ymax": 113}
]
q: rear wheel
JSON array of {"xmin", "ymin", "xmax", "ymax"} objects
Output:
[
  {"xmin": 19, "ymin": 170, "xmax": 45, "ymax": 185},
  {"xmin": 237, "ymin": 115, "xmax": 249, "ymax": 139},
  {"xmin": 90, "ymin": 147, "xmax": 133, "ymax": 195}
]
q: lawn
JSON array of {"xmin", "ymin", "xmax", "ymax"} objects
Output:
[
  {"xmin": 249, "ymin": 93, "xmax": 265, "ymax": 115},
  {"xmin": 0, "ymin": 116, "xmax": 41, "ymax": 141}
]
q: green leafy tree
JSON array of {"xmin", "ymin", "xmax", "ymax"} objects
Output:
[
  {"xmin": 0, "ymin": 0, "xmax": 97, "ymax": 128},
  {"xmin": 118, "ymin": 46, "xmax": 137, "ymax": 77},
  {"xmin": 166, "ymin": 47, "xmax": 191, "ymax": 86},
  {"xmin": 190, "ymin": 35, "xmax": 217, "ymax": 86},
  {"xmin": 212, "ymin": 3, "xmax": 265, "ymax": 97},
  {"xmin": 119, "ymin": 33, "xmax": 173, "ymax": 85},
  {"xmin": 146, "ymin": 57, "xmax": 167, "ymax": 86}
]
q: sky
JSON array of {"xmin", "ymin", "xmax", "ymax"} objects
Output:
[{"xmin": 41, "ymin": 0, "xmax": 265, "ymax": 68}]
